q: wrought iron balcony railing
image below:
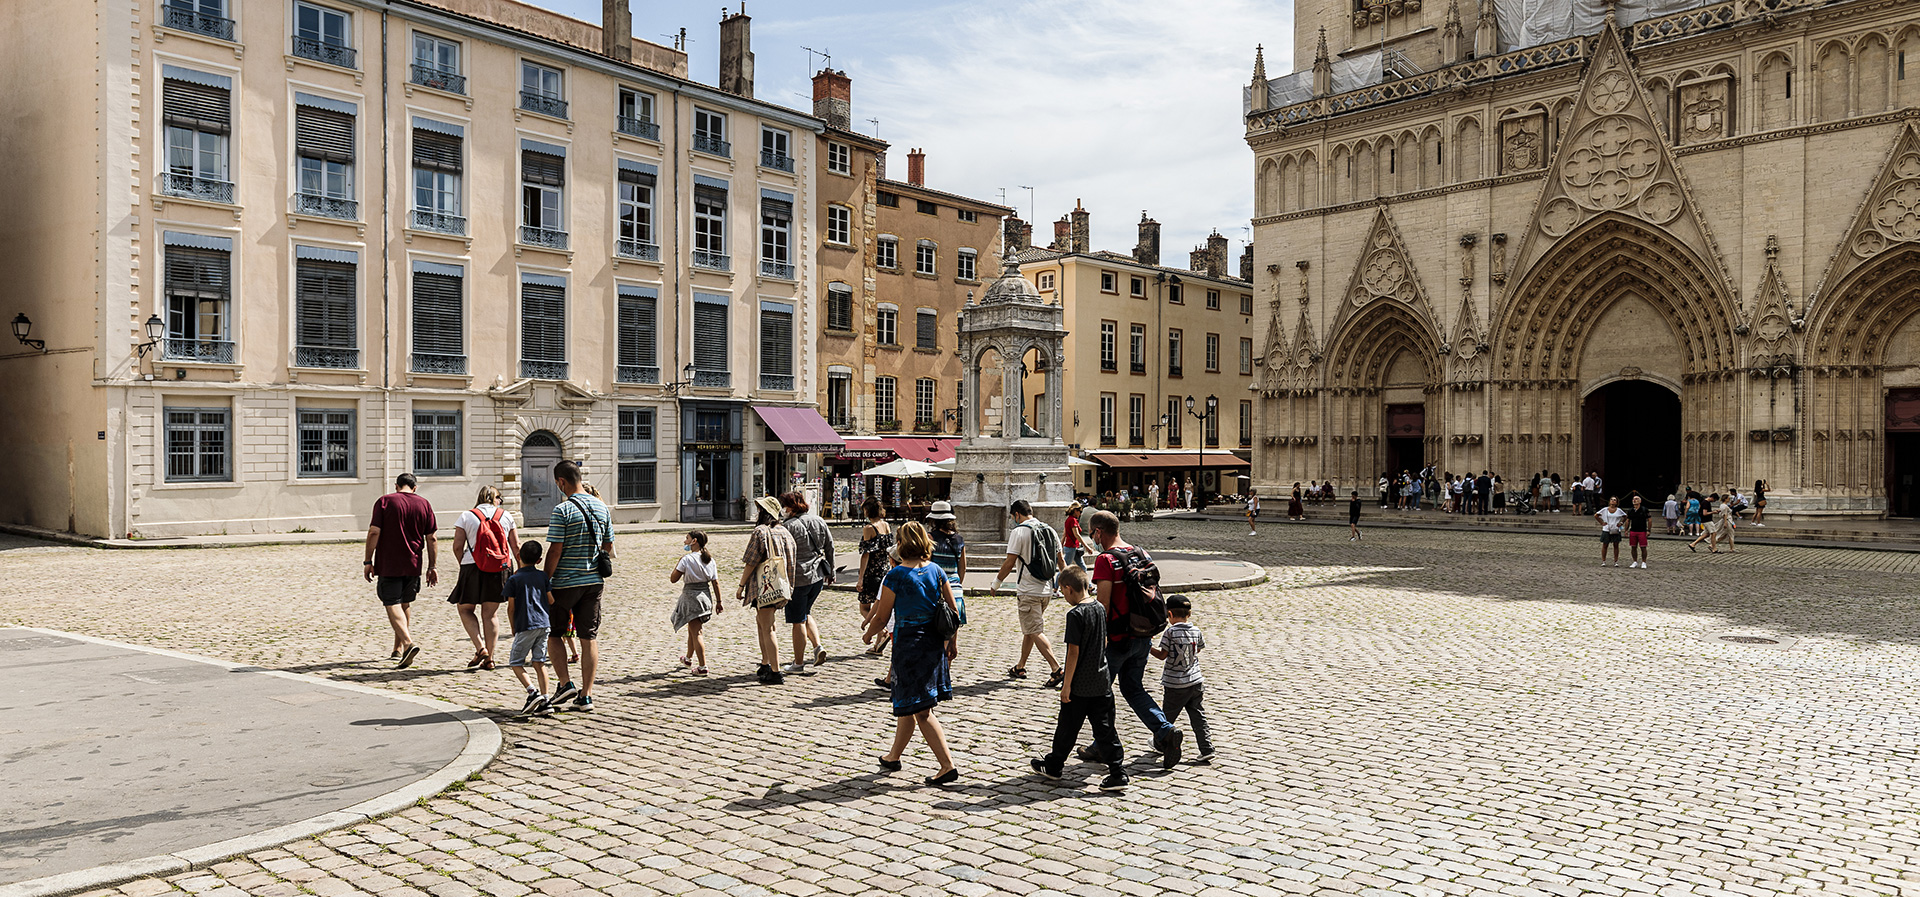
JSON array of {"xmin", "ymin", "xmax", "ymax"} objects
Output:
[
  {"xmin": 410, "ymin": 208, "xmax": 466, "ymax": 236},
  {"xmin": 162, "ymin": 338, "xmax": 236, "ymax": 364},
  {"xmin": 692, "ymin": 250, "xmax": 731, "ymax": 272},
  {"xmin": 692, "ymin": 369, "xmax": 731, "ymax": 388},
  {"xmin": 760, "ymin": 151, "xmax": 794, "ymax": 172},
  {"xmin": 161, "ymin": 172, "xmax": 234, "ymax": 204},
  {"xmin": 410, "ymin": 353, "xmax": 467, "ymax": 375},
  {"xmin": 295, "ymin": 345, "xmax": 359, "ymax": 369},
  {"xmin": 617, "ymin": 365, "xmax": 661, "ymax": 385},
  {"xmin": 520, "ymin": 360, "xmax": 569, "ymax": 380},
  {"xmin": 520, "ymin": 226, "xmax": 569, "ymax": 250},
  {"xmin": 163, "ymin": 6, "xmax": 235, "ymax": 40},
  {"xmin": 519, "ymin": 91, "xmax": 568, "ymax": 119},
  {"xmin": 292, "ymin": 36, "xmax": 356, "ymax": 69},
  {"xmin": 409, "ymin": 64, "xmax": 466, "ymax": 95},
  {"xmin": 759, "ymin": 259, "xmax": 794, "ymax": 280},
  {"xmin": 759, "ymin": 374, "xmax": 795, "ymax": 391},
  {"xmin": 693, "ymin": 134, "xmax": 730, "ymax": 157},
  {"xmin": 292, "ymin": 192, "xmax": 358, "ymax": 220}
]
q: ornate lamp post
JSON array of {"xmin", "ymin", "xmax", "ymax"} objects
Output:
[{"xmin": 1185, "ymin": 394, "xmax": 1217, "ymax": 510}]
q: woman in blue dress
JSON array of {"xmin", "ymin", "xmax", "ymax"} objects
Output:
[{"xmin": 863, "ymin": 521, "xmax": 961, "ymax": 786}]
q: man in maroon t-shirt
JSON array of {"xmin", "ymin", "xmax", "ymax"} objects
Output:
[{"xmin": 365, "ymin": 473, "xmax": 438, "ymax": 668}]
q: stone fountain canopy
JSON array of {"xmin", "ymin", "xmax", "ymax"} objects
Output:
[{"xmin": 950, "ymin": 251, "xmax": 1075, "ymax": 563}]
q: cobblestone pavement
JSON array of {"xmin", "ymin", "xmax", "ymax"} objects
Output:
[{"xmin": 5, "ymin": 520, "xmax": 1920, "ymax": 897}]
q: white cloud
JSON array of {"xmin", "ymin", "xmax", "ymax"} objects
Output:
[{"xmin": 758, "ymin": 0, "xmax": 1294, "ymax": 267}]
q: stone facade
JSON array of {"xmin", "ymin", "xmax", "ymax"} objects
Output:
[
  {"xmin": 1247, "ymin": 0, "xmax": 1920, "ymax": 515},
  {"xmin": 0, "ymin": 0, "xmax": 820, "ymax": 537}
]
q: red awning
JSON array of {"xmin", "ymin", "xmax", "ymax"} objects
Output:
[
  {"xmin": 1090, "ymin": 450, "xmax": 1250, "ymax": 471},
  {"xmin": 752, "ymin": 406, "xmax": 846, "ymax": 454},
  {"xmin": 837, "ymin": 436, "xmax": 958, "ymax": 464}
]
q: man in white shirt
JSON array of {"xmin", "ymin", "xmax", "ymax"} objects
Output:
[
  {"xmin": 1595, "ymin": 495, "xmax": 1628, "ymax": 567},
  {"xmin": 994, "ymin": 500, "xmax": 1067, "ymax": 686}
]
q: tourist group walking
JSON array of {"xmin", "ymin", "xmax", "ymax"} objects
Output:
[{"xmin": 358, "ymin": 463, "xmax": 1215, "ymax": 792}]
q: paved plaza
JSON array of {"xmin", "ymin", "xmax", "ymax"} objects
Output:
[{"xmin": 3, "ymin": 521, "xmax": 1919, "ymax": 897}]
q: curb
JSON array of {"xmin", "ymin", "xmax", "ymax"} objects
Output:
[
  {"xmin": 0, "ymin": 522, "xmax": 757, "ymax": 551},
  {"xmin": 1169, "ymin": 510, "xmax": 1920, "ymax": 554},
  {"xmin": 0, "ymin": 629, "xmax": 503, "ymax": 897}
]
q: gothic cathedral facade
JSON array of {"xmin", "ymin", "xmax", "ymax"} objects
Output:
[{"xmin": 1247, "ymin": 0, "xmax": 1920, "ymax": 515}]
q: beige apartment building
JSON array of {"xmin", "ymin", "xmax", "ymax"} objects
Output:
[
  {"xmin": 808, "ymin": 69, "xmax": 1009, "ymax": 511},
  {"xmin": 0, "ymin": 0, "xmax": 832, "ymax": 537},
  {"xmin": 1015, "ymin": 207, "xmax": 1258, "ymax": 499},
  {"xmin": 1246, "ymin": 0, "xmax": 1919, "ymax": 514}
]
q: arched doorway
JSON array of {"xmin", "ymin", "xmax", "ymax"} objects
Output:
[
  {"xmin": 1581, "ymin": 380, "xmax": 1680, "ymax": 503},
  {"xmin": 521, "ymin": 431, "xmax": 563, "ymax": 526}
]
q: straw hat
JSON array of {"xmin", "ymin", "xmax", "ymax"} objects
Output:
[
  {"xmin": 925, "ymin": 500, "xmax": 956, "ymax": 521},
  {"xmin": 753, "ymin": 495, "xmax": 783, "ymax": 520}
]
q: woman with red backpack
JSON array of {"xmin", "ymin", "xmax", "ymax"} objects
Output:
[{"xmin": 450, "ymin": 485, "xmax": 517, "ymax": 670}]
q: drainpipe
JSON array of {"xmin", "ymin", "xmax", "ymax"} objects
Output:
[
  {"xmin": 669, "ymin": 86, "xmax": 684, "ymax": 515},
  {"xmin": 379, "ymin": 12, "xmax": 394, "ymax": 481}
]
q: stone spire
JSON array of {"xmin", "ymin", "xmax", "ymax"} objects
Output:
[
  {"xmin": 1312, "ymin": 27, "xmax": 1332, "ymax": 97},
  {"xmin": 1252, "ymin": 44, "xmax": 1267, "ymax": 82},
  {"xmin": 1474, "ymin": 0, "xmax": 1498, "ymax": 58},
  {"xmin": 1250, "ymin": 44, "xmax": 1269, "ymax": 112},
  {"xmin": 1442, "ymin": 0, "xmax": 1463, "ymax": 62}
]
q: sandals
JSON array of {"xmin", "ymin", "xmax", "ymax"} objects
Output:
[
  {"xmin": 479, "ymin": 655, "xmax": 495, "ymax": 671},
  {"xmin": 465, "ymin": 652, "xmax": 487, "ymax": 671},
  {"xmin": 874, "ymin": 677, "xmax": 892, "ymax": 688},
  {"xmin": 1043, "ymin": 670, "xmax": 1065, "ymax": 688},
  {"xmin": 1008, "ymin": 667, "xmax": 1028, "ymax": 679}
]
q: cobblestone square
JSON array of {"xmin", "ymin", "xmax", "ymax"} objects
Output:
[{"xmin": 5, "ymin": 521, "xmax": 1920, "ymax": 897}]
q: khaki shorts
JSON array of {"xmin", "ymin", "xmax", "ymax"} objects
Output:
[{"xmin": 1016, "ymin": 592, "xmax": 1052, "ymax": 635}]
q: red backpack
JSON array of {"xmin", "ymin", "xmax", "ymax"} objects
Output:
[{"xmin": 470, "ymin": 507, "xmax": 512, "ymax": 573}]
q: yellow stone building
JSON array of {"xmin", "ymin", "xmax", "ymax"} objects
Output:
[
  {"xmin": 1016, "ymin": 208, "xmax": 1258, "ymax": 498},
  {"xmin": 0, "ymin": 0, "xmax": 829, "ymax": 536},
  {"xmin": 1248, "ymin": 0, "xmax": 1920, "ymax": 514}
]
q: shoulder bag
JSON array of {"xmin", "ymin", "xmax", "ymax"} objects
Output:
[{"xmin": 566, "ymin": 495, "xmax": 614, "ymax": 578}]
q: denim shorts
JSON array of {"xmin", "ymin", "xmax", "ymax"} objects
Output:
[
  {"xmin": 785, "ymin": 580, "xmax": 826, "ymax": 624},
  {"xmin": 509, "ymin": 628, "xmax": 550, "ymax": 667}
]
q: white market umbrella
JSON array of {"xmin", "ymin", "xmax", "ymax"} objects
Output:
[{"xmin": 864, "ymin": 458, "xmax": 951, "ymax": 479}]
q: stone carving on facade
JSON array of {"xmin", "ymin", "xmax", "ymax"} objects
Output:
[
  {"xmin": 1748, "ymin": 234, "xmax": 1799, "ymax": 368},
  {"xmin": 1337, "ymin": 208, "xmax": 1439, "ymax": 330},
  {"xmin": 1676, "ymin": 75, "xmax": 1732, "ymax": 145},
  {"xmin": 1500, "ymin": 111, "xmax": 1547, "ymax": 173},
  {"xmin": 1807, "ymin": 122, "xmax": 1920, "ymax": 362},
  {"xmin": 1507, "ymin": 21, "xmax": 1734, "ymax": 301}
]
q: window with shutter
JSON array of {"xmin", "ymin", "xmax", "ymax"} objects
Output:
[
  {"xmin": 759, "ymin": 306, "xmax": 793, "ymax": 390},
  {"xmin": 412, "ymin": 131, "xmax": 460, "ymax": 172},
  {"xmin": 519, "ymin": 280, "xmax": 567, "ymax": 380},
  {"xmin": 692, "ymin": 300, "xmax": 728, "ymax": 387},
  {"xmin": 294, "ymin": 258, "xmax": 358, "ymax": 368},
  {"xmin": 163, "ymin": 247, "xmax": 232, "ymax": 362},
  {"xmin": 616, "ymin": 290, "xmax": 658, "ymax": 383},
  {"xmin": 294, "ymin": 106, "xmax": 355, "ymax": 216},
  {"xmin": 617, "ymin": 407, "xmax": 657, "ymax": 503},
  {"xmin": 618, "ymin": 165, "xmax": 655, "ymax": 253},
  {"xmin": 522, "ymin": 151, "xmax": 564, "ymax": 185},
  {"xmin": 295, "ymin": 106, "xmax": 354, "ymax": 163},
  {"xmin": 521, "ymin": 151, "xmax": 565, "ymax": 242},
  {"xmin": 410, "ymin": 130, "xmax": 462, "ymax": 230},
  {"xmin": 826, "ymin": 285, "xmax": 853, "ymax": 332},
  {"xmin": 760, "ymin": 195, "xmax": 792, "ymax": 277},
  {"xmin": 163, "ymin": 77, "xmax": 231, "ymax": 198},
  {"xmin": 693, "ymin": 186, "xmax": 727, "ymax": 267},
  {"xmin": 410, "ymin": 271, "xmax": 463, "ymax": 374},
  {"xmin": 916, "ymin": 310, "xmax": 938, "ymax": 350}
]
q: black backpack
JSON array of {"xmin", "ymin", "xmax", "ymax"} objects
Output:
[{"xmin": 1102, "ymin": 545, "xmax": 1166, "ymax": 638}]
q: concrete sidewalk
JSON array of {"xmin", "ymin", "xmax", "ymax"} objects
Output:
[{"xmin": 0, "ymin": 629, "xmax": 498, "ymax": 897}]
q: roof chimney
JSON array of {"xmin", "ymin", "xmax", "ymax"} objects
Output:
[
  {"xmin": 601, "ymin": 0, "xmax": 631, "ymax": 62},
  {"xmin": 1069, "ymin": 200, "xmax": 1090, "ymax": 254},
  {"xmin": 1190, "ymin": 247, "xmax": 1210, "ymax": 271},
  {"xmin": 1206, "ymin": 230, "xmax": 1230, "ymax": 278},
  {"xmin": 906, "ymin": 148, "xmax": 925, "ymax": 187},
  {"xmin": 1052, "ymin": 216, "xmax": 1071, "ymax": 251},
  {"xmin": 1134, "ymin": 212, "xmax": 1161, "ymax": 266},
  {"xmin": 1240, "ymin": 244, "xmax": 1254, "ymax": 281},
  {"xmin": 811, "ymin": 69, "xmax": 851, "ymax": 130},
  {"xmin": 719, "ymin": 5, "xmax": 753, "ymax": 98},
  {"xmin": 1004, "ymin": 215, "xmax": 1029, "ymax": 251}
]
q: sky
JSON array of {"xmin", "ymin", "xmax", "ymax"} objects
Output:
[{"xmin": 533, "ymin": 0, "xmax": 1297, "ymax": 268}]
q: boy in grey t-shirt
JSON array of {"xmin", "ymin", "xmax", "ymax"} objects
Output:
[{"xmin": 1031, "ymin": 566, "xmax": 1128, "ymax": 791}]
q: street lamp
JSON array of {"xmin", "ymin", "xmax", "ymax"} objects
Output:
[
  {"xmin": 663, "ymin": 362, "xmax": 698, "ymax": 396},
  {"xmin": 135, "ymin": 314, "xmax": 165, "ymax": 358},
  {"xmin": 1185, "ymin": 394, "xmax": 1217, "ymax": 511},
  {"xmin": 11, "ymin": 313, "xmax": 44, "ymax": 353}
]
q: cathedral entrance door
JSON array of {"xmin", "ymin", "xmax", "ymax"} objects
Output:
[
  {"xmin": 1384, "ymin": 403, "xmax": 1424, "ymax": 477},
  {"xmin": 1581, "ymin": 381, "xmax": 1679, "ymax": 503},
  {"xmin": 1884, "ymin": 389, "xmax": 1920, "ymax": 517}
]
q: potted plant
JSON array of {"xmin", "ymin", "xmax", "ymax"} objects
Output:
[{"xmin": 876, "ymin": 419, "xmax": 901, "ymax": 432}]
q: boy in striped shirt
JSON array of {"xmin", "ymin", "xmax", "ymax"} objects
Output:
[{"xmin": 1151, "ymin": 595, "xmax": 1213, "ymax": 763}]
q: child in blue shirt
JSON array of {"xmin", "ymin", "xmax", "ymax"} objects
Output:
[{"xmin": 502, "ymin": 541, "xmax": 554, "ymax": 716}]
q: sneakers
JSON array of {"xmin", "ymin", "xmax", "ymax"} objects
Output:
[
  {"xmin": 781, "ymin": 662, "xmax": 811, "ymax": 674},
  {"xmin": 757, "ymin": 664, "xmax": 786, "ymax": 685},
  {"xmin": 1156, "ymin": 728, "xmax": 1185, "ymax": 770},
  {"xmin": 551, "ymin": 681, "xmax": 581, "ymax": 705},
  {"xmin": 396, "ymin": 645, "xmax": 421, "ymax": 670},
  {"xmin": 520, "ymin": 691, "xmax": 547, "ymax": 716},
  {"xmin": 1196, "ymin": 748, "xmax": 1216, "ymax": 763},
  {"xmin": 813, "ymin": 647, "xmax": 829, "ymax": 667},
  {"xmin": 1099, "ymin": 771, "xmax": 1131, "ymax": 791},
  {"xmin": 569, "ymin": 694, "xmax": 594, "ymax": 712},
  {"xmin": 1030, "ymin": 758, "xmax": 1063, "ymax": 781}
]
